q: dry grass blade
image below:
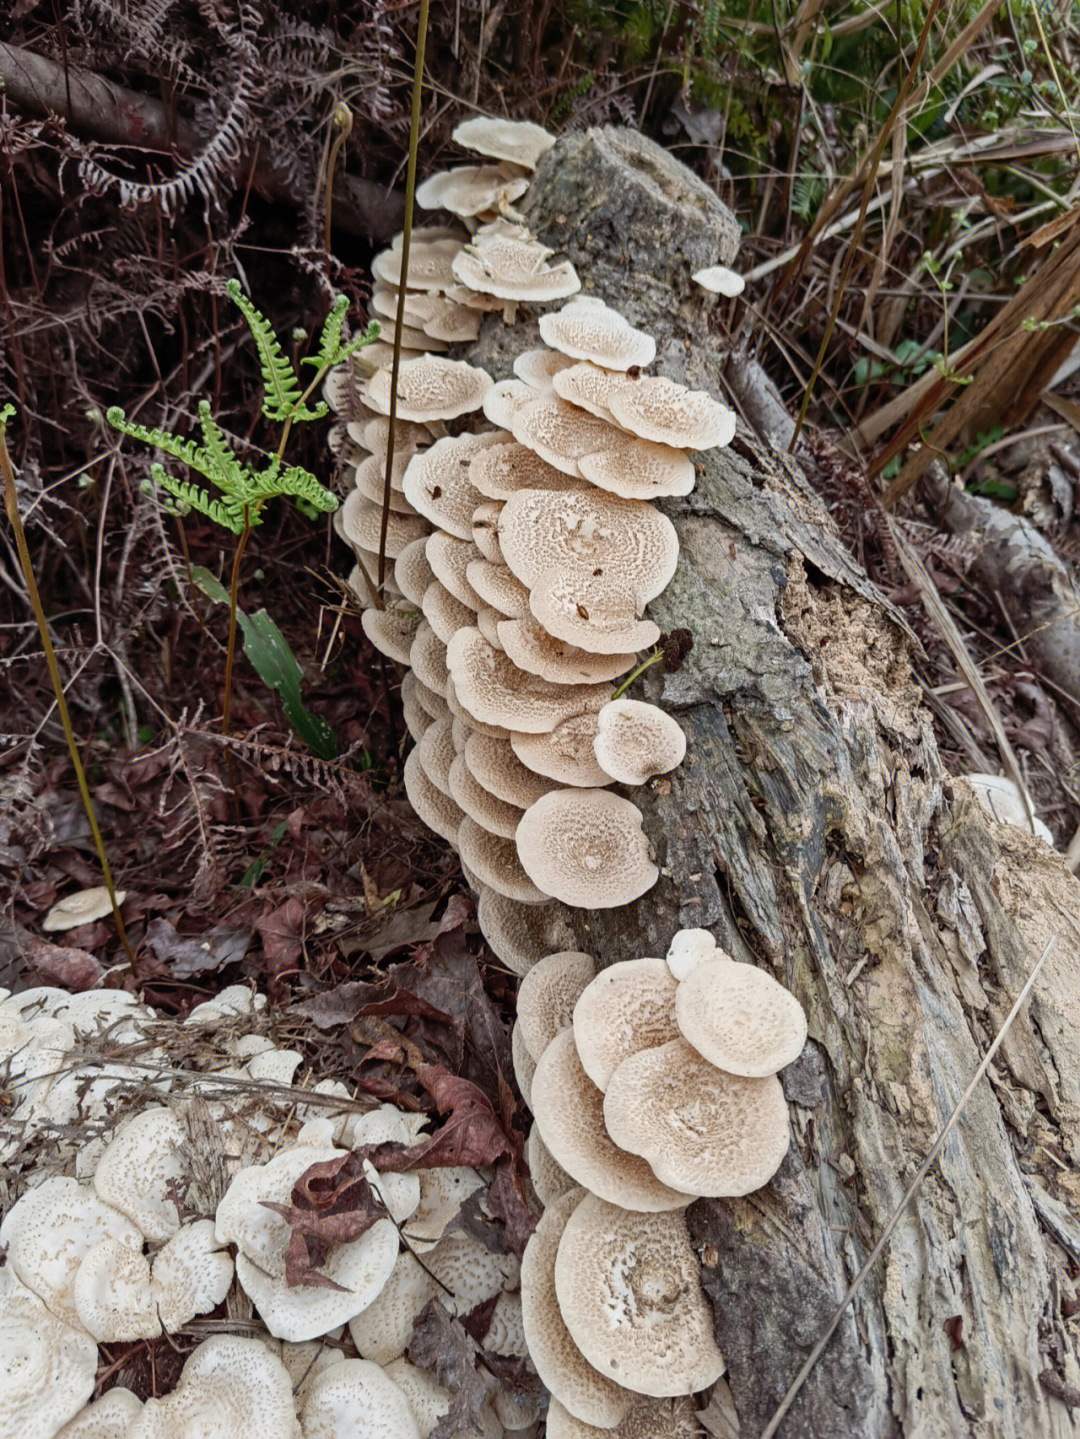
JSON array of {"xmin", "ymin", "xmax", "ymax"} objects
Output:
[{"xmin": 759, "ymin": 931, "xmax": 1059, "ymax": 1439}]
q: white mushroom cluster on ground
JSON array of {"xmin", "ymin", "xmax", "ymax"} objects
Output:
[
  {"xmin": 510, "ymin": 929, "xmax": 808, "ymax": 1432},
  {"xmin": 323, "ymin": 116, "xmax": 740, "ymax": 934},
  {"xmin": 0, "ymin": 984, "xmax": 538, "ymax": 1439}
]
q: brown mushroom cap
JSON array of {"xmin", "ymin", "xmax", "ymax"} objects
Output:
[
  {"xmin": 426, "ymin": 532, "xmax": 485, "ymax": 610},
  {"xmin": 529, "ymin": 561, "xmax": 661, "ymax": 655},
  {"xmin": 674, "ymin": 957, "xmax": 808, "ymax": 1077},
  {"xmin": 603, "ymin": 1037, "xmax": 791, "ymax": 1196},
  {"xmin": 510, "ymin": 712, "xmax": 614, "ymax": 787},
  {"xmin": 446, "ymin": 628, "xmax": 613, "ymax": 734},
  {"xmin": 497, "ymin": 486, "xmax": 679, "ymax": 605},
  {"xmin": 402, "ymin": 432, "xmax": 507, "ymax": 539},
  {"xmin": 608, "ymin": 375, "xmax": 736, "ymax": 451},
  {"xmin": 371, "ymin": 238, "xmax": 464, "ymax": 292},
  {"xmin": 530, "ymin": 1030, "xmax": 693, "ymax": 1211},
  {"xmin": 465, "ymin": 559, "xmax": 530, "ymax": 618},
  {"xmin": 498, "ymin": 614, "xmax": 636, "ymax": 685},
  {"xmin": 554, "ymin": 1193, "xmax": 725, "ymax": 1397},
  {"xmin": 366, "ymin": 355, "xmax": 493, "ymax": 422},
  {"xmin": 539, "ymin": 299, "xmax": 656, "ymax": 371},
  {"xmin": 415, "ymin": 164, "xmax": 530, "ymax": 218},
  {"xmin": 448, "ymin": 755, "xmax": 525, "ymax": 839},
  {"xmin": 571, "ymin": 957, "xmax": 680, "ymax": 1091},
  {"xmin": 463, "ymin": 732, "xmax": 558, "ymax": 808},
  {"xmin": 404, "ymin": 748, "xmax": 466, "ymax": 847},
  {"xmin": 520, "ymin": 1188, "xmax": 633, "ymax": 1430},
  {"xmin": 511, "ymin": 397, "xmax": 617, "ymax": 478},
  {"xmin": 579, "ymin": 434, "xmax": 695, "ymax": 500},
  {"xmin": 470, "ymin": 440, "xmax": 578, "ymax": 502},
  {"xmin": 476, "ymin": 887, "xmax": 577, "ymax": 975},
  {"xmin": 516, "ymin": 788, "xmax": 657, "ymax": 908},
  {"xmin": 452, "ymin": 116, "xmax": 556, "ymax": 169},
  {"xmin": 592, "ymin": 700, "xmax": 687, "ymax": 785},
  {"xmin": 517, "ymin": 951, "xmax": 598, "ymax": 1061},
  {"xmin": 361, "ymin": 604, "xmax": 421, "ymax": 665},
  {"xmin": 457, "ymin": 817, "xmax": 548, "ymax": 903}
]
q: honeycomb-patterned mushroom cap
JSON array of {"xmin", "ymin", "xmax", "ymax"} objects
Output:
[
  {"xmin": 609, "ymin": 375, "xmax": 737, "ymax": 451},
  {"xmin": 511, "ymin": 396, "xmax": 617, "ymax": 477},
  {"xmin": 402, "ymin": 432, "xmax": 507, "ymax": 539},
  {"xmin": 465, "ymin": 559, "xmax": 530, "ymax": 618},
  {"xmin": 604, "ymin": 1037, "xmax": 791, "ymax": 1196},
  {"xmin": 361, "ymin": 604, "xmax": 422, "ymax": 665},
  {"xmin": 476, "ymin": 888, "xmax": 576, "ymax": 975},
  {"xmin": 551, "ymin": 362, "xmax": 630, "ymax": 425},
  {"xmin": 513, "ymin": 348, "xmax": 576, "ymax": 394},
  {"xmin": 132, "ymin": 1335, "xmax": 298, "ymax": 1439},
  {"xmin": 579, "ymin": 433, "xmax": 695, "ymax": 500},
  {"xmin": 338, "ymin": 489, "xmax": 428, "ymax": 559},
  {"xmin": 395, "ymin": 538, "xmax": 437, "ymax": 606},
  {"xmin": 497, "ymin": 613, "xmax": 637, "ymax": 685},
  {"xmin": 464, "ymin": 732, "xmax": 559, "ymax": 808},
  {"xmin": 470, "ymin": 440, "xmax": 578, "ymax": 502},
  {"xmin": 416, "ymin": 714, "xmax": 456, "ymax": 796},
  {"xmin": 515, "ymin": 788, "xmax": 657, "ymax": 908},
  {"xmin": 370, "ymin": 237, "xmax": 463, "ymax": 292},
  {"xmin": 426, "ymin": 532, "xmax": 485, "ymax": 610},
  {"xmin": 415, "ymin": 163, "xmax": 530, "ymax": 218},
  {"xmin": 409, "ymin": 621, "xmax": 450, "ymax": 697},
  {"xmin": 452, "ymin": 115, "xmax": 556, "ymax": 169},
  {"xmin": 539, "ymin": 297, "xmax": 656, "ymax": 371},
  {"xmin": 593, "ymin": 699, "xmax": 688, "ymax": 785},
  {"xmin": 483, "ymin": 377, "xmax": 536, "ymax": 429},
  {"xmin": 453, "ymin": 246, "xmax": 581, "ymax": 302},
  {"xmin": 457, "ymin": 817, "xmax": 547, "ymax": 903},
  {"xmin": 510, "ymin": 712, "xmax": 613, "ymax": 788},
  {"xmin": 571, "ymin": 957, "xmax": 680, "ymax": 1091},
  {"xmin": 517, "ymin": 950, "xmax": 598, "ymax": 1062},
  {"xmin": 421, "ymin": 580, "xmax": 475, "ymax": 645},
  {"xmin": 675, "ymin": 956, "xmax": 808, "ymax": 1077},
  {"xmin": 404, "ymin": 747, "xmax": 465, "ymax": 847},
  {"xmin": 529, "ymin": 561, "xmax": 661, "ymax": 655},
  {"xmin": 365, "ymin": 354, "xmax": 493, "ymax": 422},
  {"xmin": 448, "ymin": 754, "xmax": 525, "ymax": 839},
  {"xmin": 446, "ymin": 628, "xmax": 613, "ymax": 734}
]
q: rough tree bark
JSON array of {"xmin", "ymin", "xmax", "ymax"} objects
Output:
[{"xmin": 472, "ymin": 129, "xmax": 1080, "ymax": 1438}]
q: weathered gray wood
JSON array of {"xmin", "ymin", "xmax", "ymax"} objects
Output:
[{"xmin": 472, "ymin": 128, "xmax": 1080, "ymax": 1437}]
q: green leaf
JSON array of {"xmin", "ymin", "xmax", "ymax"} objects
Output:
[
  {"xmin": 190, "ymin": 567, "xmax": 338, "ymax": 759},
  {"xmin": 226, "ymin": 280, "xmax": 323, "ymax": 424}
]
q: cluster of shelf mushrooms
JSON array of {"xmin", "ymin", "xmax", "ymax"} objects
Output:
[
  {"xmin": 324, "ymin": 115, "xmax": 740, "ymax": 933},
  {"xmin": 0, "ymin": 984, "xmax": 536, "ymax": 1438},
  {"xmin": 507, "ymin": 929, "xmax": 807, "ymax": 1436}
]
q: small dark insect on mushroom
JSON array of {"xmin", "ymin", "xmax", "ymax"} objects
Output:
[
  {"xmin": 430, "ymin": 485, "xmax": 443, "ymax": 498},
  {"xmin": 577, "ymin": 604, "xmax": 590, "ymax": 620},
  {"xmin": 627, "ymin": 365, "xmax": 642, "ymax": 380}
]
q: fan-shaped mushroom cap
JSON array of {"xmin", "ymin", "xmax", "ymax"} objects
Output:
[
  {"xmin": 529, "ymin": 561, "xmax": 661, "ymax": 655},
  {"xmin": 514, "ymin": 348, "xmax": 576, "ymax": 394},
  {"xmin": 426, "ymin": 531, "xmax": 484, "ymax": 608},
  {"xmin": 452, "ymin": 115, "xmax": 556, "ymax": 169},
  {"xmin": 0, "ymin": 1175, "xmax": 144, "ymax": 1330},
  {"xmin": 340, "ymin": 490, "xmax": 428, "ymax": 558},
  {"xmin": 348, "ymin": 1250, "xmax": 438, "ymax": 1364},
  {"xmin": 675, "ymin": 957, "xmax": 808, "ymax": 1077},
  {"xmin": 555, "ymin": 1193, "xmax": 724, "ymax": 1397},
  {"xmin": 421, "ymin": 580, "xmax": 475, "ymax": 644},
  {"xmin": 453, "ymin": 246, "xmax": 581, "ymax": 302},
  {"xmin": 130, "ymin": 1334, "xmax": 296, "ymax": 1439},
  {"xmin": 404, "ymin": 748, "xmax": 466, "ymax": 847},
  {"xmin": 465, "ymin": 559, "xmax": 530, "ymax": 618},
  {"xmin": 411, "ymin": 674, "xmax": 447, "ymax": 721},
  {"xmin": 391, "ymin": 223, "xmax": 468, "ymax": 248},
  {"xmin": 54, "ymin": 1388, "xmax": 144, "ymax": 1438},
  {"xmin": 526, "ymin": 1122, "xmax": 575, "ymax": 1205},
  {"xmin": 323, "ymin": 363, "xmax": 369, "ymax": 418},
  {"xmin": 353, "ymin": 460, "xmax": 418, "ymax": 515},
  {"xmin": 962, "ymin": 772, "xmax": 1055, "ymax": 844},
  {"xmin": 417, "ymin": 715, "xmax": 456, "ymax": 795},
  {"xmin": 0, "ymin": 1287, "xmax": 98, "ymax": 1439},
  {"xmin": 547, "ymin": 1395, "xmax": 704, "ymax": 1438},
  {"xmin": 402, "ymin": 432, "xmax": 506, "ymax": 539},
  {"xmin": 608, "ymin": 375, "xmax": 736, "ymax": 451},
  {"xmin": 395, "ymin": 537, "xmax": 437, "ymax": 606},
  {"xmin": 385, "ymin": 1358, "xmax": 500, "ymax": 1439},
  {"xmin": 470, "ymin": 502, "xmax": 503, "ymax": 564},
  {"xmin": 445, "ymin": 683, "xmax": 510, "ymax": 739},
  {"xmin": 362, "ymin": 604, "xmax": 422, "ymax": 665},
  {"xmin": 464, "ymin": 732, "xmax": 558, "ymax": 808},
  {"xmin": 366, "ymin": 354, "xmax": 493, "ymax": 422},
  {"xmin": 497, "ymin": 486, "xmax": 679, "ymax": 604},
  {"xmin": 371, "ymin": 238, "xmax": 463, "ymax": 292},
  {"xmin": 92, "ymin": 1105, "xmax": 188, "ymax": 1243},
  {"xmin": 457, "ymin": 816, "xmax": 548, "ymax": 903},
  {"xmin": 300, "ymin": 1357, "xmax": 421, "ymax": 1439},
  {"xmin": 579, "ymin": 434, "xmax": 695, "ymax": 500},
  {"xmin": 410, "ymin": 621, "xmax": 450, "ymax": 697},
  {"xmin": 475, "ymin": 607, "xmax": 504, "ymax": 648},
  {"xmin": 447, "ymin": 628, "xmax": 613, "ymax": 734},
  {"xmin": 592, "ymin": 700, "xmax": 687, "ymax": 784},
  {"xmin": 539, "ymin": 298, "xmax": 656, "ymax": 371},
  {"xmin": 571, "ymin": 957, "xmax": 679, "ymax": 1091},
  {"xmin": 604, "ymin": 1037, "xmax": 790, "ymax": 1197},
  {"xmin": 551, "ymin": 362, "xmax": 631, "ymax": 425},
  {"xmin": 521, "ymin": 1188, "xmax": 633, "ymax": 1429},
  {"xmin": 470, "ymin": 439, "xmax": 578, "ymax": 501},
  {"xmin": 476, "ymin": 888, "xmax": 576, "ymax": 975},
  {"xmin": 359, "ymin": 414, "xmax": 436, "ymax": 453},
  {"xmin": 517, "ymin": 951, "xmax": 597, "ymax": 1061},
  {"xmin": 692, "ymin": 264, "xmax": 745, "ymax": 296},
  {"xmin": 416, "ymin": 163, "xmax": 530, "ymax": 218},
  {"xmin": 511, "ymin": 1019, "xmax": 536, "ymax": 1107},
  {"xmin": 448, "ymin": 754, "xmax": 525, "ymax": 838},
  {"xmin": 510, "ymin": 712, "xmax": 613, "ymax": 787},
  {"xmin": 516, "ymin": 788, "xmax": 657, "ymax": 908},
  {"xmin": 483, "ymin": 377, "xmax": 536, "ymax": 428},
  {"xmin": 498, "ymin": 614, "xmax": 637, "ymax": 685},
  {"xmin": 664, "ymin": 928, "xmax": 722, "ymax": 980},
  {"xmin": 532, "ymin": 1030, "xmax": 692, "ymax": 1210},
  {"xmin": 42, "ymin": 886, "xmax": 124, "ymax": 931},
  {"xmin": 511, "ymin": 396, "xmax": 616, "ymax": 477}
]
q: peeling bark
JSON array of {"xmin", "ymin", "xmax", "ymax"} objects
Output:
[{"xmin": 470, "ymin": 129, "xmax": 1080, "ymax": 1438}]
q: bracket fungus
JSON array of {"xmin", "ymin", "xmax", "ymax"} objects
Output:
[{"xmin": 515, "ymin": 789, "xmax": 658, "ymax": 909}]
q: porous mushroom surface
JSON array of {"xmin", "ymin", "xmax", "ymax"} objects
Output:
[
  {"xmin": 692, "ymin": 264, "xmax": 746, "ymax": 296},
  {"xmin": 54, "ymin": 1388, "xmax": 144, "ymax": 1437},
  {"xmin": 510, "ymin": 713, "xmax": 614, "ymax": 788},
  {"xmin": 446, "ymin": 627, "xmax": 613, "ymax": 734},
  {"xmin": 410, "ymin": 621, "xmax": 450, "ymax": 697},
  {"xmin": 529, "ymin": 560, "xmax": 661, "ymax": 655},
  {"xmin": 422, "ymin": 580, "xmax": 475, "ymax": 645},
  {"xmin": 448, "ymin": 754, "xmax": 525, "ymax": 839},
  {"xmin": 452, "ymin": 115, "xmax": 556, "ymax": 169},
  {"xmin": 465, "ymin": 559, "xmax": 530, "ymax": 618},
  {"xmin": 402, "ymin": 1165, "xmax": 485, "ymax": 1252},
  {"xmin": 546, "ymin": 1395, "xmax": 704, "ymax": 1438},
  {"xmin": 470, "ymin": 439, "xmax": 579, "ymax": 501},
  {"xmin": 483, "ymin": 377, "xmax": 537, "ymax": 429},
  {"xmin": 464, "ymin": 732, "xmax": 558, "ymax": 809},
  {"xmin": 301, "ymin": 1357, "xmax": 421, "ymax": 1439},
  {"xmin": 554, "ymin": 1193, "xmax": 725, "ymax": 1398},
  {"xmin": 402, "ymin": 432, "xmax": 504, "ymax": 540},
  {"xmin": 497, "ymin": 614, "xmax": 637, "ymax": 686},
  {"xmin": 370, "ymin": 237, "xmax": 463, "ymax": 291},
  {"xmin": 476, "ymin": 888, "xmax": 576, "ymax": 975},
  {"xmin": 385, "ymin": 1358, "xmax": 501, "ymax": 1439},
  {"xmin": 592, "ymin": 700, "xmax": 688, "ymax": 786},
  {"xmin": 539, "ymin": 298, "xmax": 656, "ymax": 371},
  {"xmin": 453, "ymin": 241, "xmax": 581, "ymax": 303},
  {"xmin": 571, "ymin": 957, "xmax": 680, "ymax": 1091},
  {"xmin": 517, "ymin": 951, "xmax": 598, "ymax": 1061},
  {"xmin": 511, "ymin": 1019, "xmax": 536, "ymax": 1108},
  {"xmin": 361, "ymin": 605, "xmax": 421, "ymax": 666},
  {"xmin": 578, "ymin": 434, "xmax": 695, "ymax": 501},
  {"xmin": 520, "ymin": 1187, "xmax": 632, "ymax": 1429},
  {"xmin": 470, "ymin": 501, "xmax": 503, "ymax": 563},
  {"xmin": 511, "ymin": 396, "xmax": 620, "ymax": 477},
  {"xmin": 404, "ymin": 748, "xmax": 466, "ymax": 847},
  {"xmin": 514, "ymin": 348, "xmax": 577, "ymax": 394},
  {"xmin": 530, "ymin": 1028, "xmax": 693, "ymax": 1212},
  {"xmin": 347, "ymin": 1249, "xmax": 438, "ymax": 1363},
  {"xmin": 415, "ymin": 162, "xmax": 529, "ymax": 218},
  {"xmin": 665, "ymin": 927, "xmax": 723, "ymax": 981},
  {"xmin": 42, "ymin": 887, "xmax": 125, "ymax": 932},
  {"xmin": 674, "ymin": 956, "xmax": 808, "ymax": 1077},
  {"xmin": 496, "ymin": 487, "xmax": 679, "ymax": 604},
  {"xmin": 603, "ymin": 1038, "xmax": 791, "ymax": 1197},
  {"xmin": 515, "ymin": 789, "xmax": 658, "ymax": 909},
  {"xmin": 551, "ymin": 362, "xmax": 629, "ymax": 424},
  {"xmin": 365, "ymin": 354, "xmax": 492, "ymax": 423},
  {"xmin": 417, "ymin": 715, "xmax": 456, "ymax": 795},
  {"xmin": 607, "ymin": 375, "xmax": 736, "ymax": 451},
  {"xmin": 395, "ymin": 537, "xmax": 437, "ymax": 607},
  {"xmin": 339, "ymin": 489, "xmax": 428, "ymax": 558},
  {"xmin": 526, "ymin": 1122, "xmax": 575, "ymax": 1205},
  {"xmin": 0, "ymin": 1286, "xmax": 99, "ymax": 1439},
  {"xmin": 457, "ymin": 816, "xmax": 548, "ymax": 904},
  {"xmin": 426, "ymin": 531, "xmax": 484, "ymax": 609},
  {"xmin": 127, "ymin": 1334, "xmax": 297, "ymax": 1439}
]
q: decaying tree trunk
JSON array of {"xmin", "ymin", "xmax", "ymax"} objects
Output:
[{"xmin": 472, "ymin": 129, "xmax": 1080, "ymax": 1438}]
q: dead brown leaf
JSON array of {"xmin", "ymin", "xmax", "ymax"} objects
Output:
[
  {"xmin": 408, "ymin": 1299, "xmax": 498, "ymax": 1439},
  {"xmin": 264, "ymin": 1153, "xmax": 384, "ymax": 1289}
]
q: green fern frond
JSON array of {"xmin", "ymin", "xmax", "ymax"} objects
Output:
[
  {"xmin": 147, "ymin": 463, "xmax": 248, "ymax": 534},
  {"xmin": 303, "ymin": 302, "xmax": 382, "ymax": 373},
  {"xmin": 275, "ymin": 464, "xmax": 340, "ymax": 514},
  {"xmin": 107, "ymin": 407, "xmax": 214, "ymax": 482},
  {"xmin": 197, "ymin": 401, "xmax": 245, "ymax": 484},
  {"xmin": 0, "ymin": 403, "xmax": 14, "ymax": 431},
  {"xmin": 226, "ymin": 279, "xmax": 323, "ymax": 424}
]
